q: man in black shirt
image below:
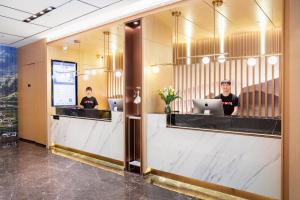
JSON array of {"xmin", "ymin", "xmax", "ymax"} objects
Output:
[
  {"xmin": 214, "ymin": 80, "xmax": 239, "ymax": 115},
  {"xmin": 79, "ymin": 87, "xmax": 98, "ymax": 109}
]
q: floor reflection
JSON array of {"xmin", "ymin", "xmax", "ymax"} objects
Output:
[{"xmin": 0, "ymin": 141, "xmax": 195, "ymax": 200}]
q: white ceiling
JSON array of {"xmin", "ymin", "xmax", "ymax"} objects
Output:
[{"xmin": 0, "ymin": 0, "xmax": 179, "ymax": 47}]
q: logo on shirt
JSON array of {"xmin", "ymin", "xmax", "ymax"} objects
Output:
[
  {"xmin": 223, "ymin": 102, "xmax": 233, "ymax": 105},
  {"xmin": 84, "ymin": 100, "xmax": 94, "ymax": 104}
]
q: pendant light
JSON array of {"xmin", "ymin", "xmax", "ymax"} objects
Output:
[{"xmin": 172, "ymin": 11, "xmax": 181, "ymax": 65}]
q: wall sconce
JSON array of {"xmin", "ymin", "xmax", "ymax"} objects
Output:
[
  {"xmin": 84, "ymin": 69, "xmax": 90, "ymax": 75},
  {"xmin": 62, "ymin": 46, "xmax": 68, "ymax": 51},
  {"xmin": 217, "ymin": 54, "xmax": 226, "ymax": 63},
  {"xmin": 247, "ymin": 57, "xmax": 256, "ymax": 67},
  {"xmin": 202, "ymin": 57, "xmax": 210, "ymax": 64},
  {"xmin": 115, "ymin": 70, "xmax": 122, "ymax": 77},
  {"xmin": 152, "ymin": 66, "xmax": 160, "ymax": 73},
  {"xmin": 91, "ymin": 69, "xmax": 97, "ymax": 75},
  {"xmin": 96, "ymin": 54, "xmax": 104, "ymax": 66},
  {"xmin": 268, "ymin": 56, "xmax": 278, "ymax": 65},
  {"xmin": 83, "ymin": 75, "xmax": 89, "ymax": 81}
]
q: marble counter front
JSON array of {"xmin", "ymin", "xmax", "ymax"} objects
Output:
[
  {"xmin": 147, "ymin": 113, "xmax": 281, "ymax": 199},
  {"xmin": 49, "ymin": 112, "xmax": 124, "ymax": 162}
]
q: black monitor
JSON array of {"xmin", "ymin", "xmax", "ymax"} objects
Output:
[{"xmin": 192, "ymin": 99, "xmax": 224, "ymax": 116}]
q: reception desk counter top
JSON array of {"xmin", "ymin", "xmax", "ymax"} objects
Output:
[
  {"xmin": 55, "ymin": 107, "xmax": 111, "ymax": 121},
  {"xmin": 167, "ymin": 113, "xmax": 281, "ymax": 137}
]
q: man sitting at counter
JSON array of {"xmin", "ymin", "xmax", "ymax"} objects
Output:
[
  {"xmin": 214, "ymin": 80, "xmax": 239, "ymax": 115},
  {"xmin": 79, "ymin": 86, "xmax": 99, "ymax": 109}
]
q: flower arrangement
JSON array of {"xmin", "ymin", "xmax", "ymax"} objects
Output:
[{"xmin": 158, "ymin": 87, "xmax": 181, "ymax": 114}]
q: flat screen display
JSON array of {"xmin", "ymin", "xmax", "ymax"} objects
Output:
[{"xmin": 51, "ymin": 60, "xmax": 77, "ymax": 106}]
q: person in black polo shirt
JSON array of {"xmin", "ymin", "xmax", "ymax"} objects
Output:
[
  {"xmin": 214, "ymin": 80, "xmax": 239, "ymax": 115},
  {"xmin": 79, "ymin": 87, "xmax": 99, "ymax": 109}
]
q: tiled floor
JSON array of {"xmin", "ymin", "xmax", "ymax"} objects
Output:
[{"xmin": 0, "ymin": 141, "xmax": 195, "ymax": 200}]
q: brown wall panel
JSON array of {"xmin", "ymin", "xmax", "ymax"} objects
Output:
[{"xmin": 18, "ymin": 40, "xmax": 48, "ymax": 145}]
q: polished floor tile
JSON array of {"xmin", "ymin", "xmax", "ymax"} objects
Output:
[{"xmin": 0, "ymin": 141, "xmax": 195, "ymax": 200}]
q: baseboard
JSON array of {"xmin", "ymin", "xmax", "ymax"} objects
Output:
[{"xmin": 18, "ymin": 138, "xmax": 46, "ymax": 148}]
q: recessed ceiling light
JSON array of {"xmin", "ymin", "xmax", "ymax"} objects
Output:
[
  {"xmin": 23, "ymin": 7, "xmax": 55, "ymax": 22},
  {"xmin": 83, "ymin": 75, "xmax": 89, "ymax": 81}
]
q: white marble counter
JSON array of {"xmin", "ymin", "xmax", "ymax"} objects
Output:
[
  {"xmin": 49, "ymin": 112, "xmax": 124, "ymax": 162},
  {"xmin": 147, "ymin": 114, "xmax": 281, "ymax": 199}
]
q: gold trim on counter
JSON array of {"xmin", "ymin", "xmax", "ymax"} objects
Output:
[
  {"xmin": 147, "ymin": 169, "xmax": 277, "ymax": 200},
  {"xmin": 50, "ymin": 144, "xmax": 124, "ymax": 175}
]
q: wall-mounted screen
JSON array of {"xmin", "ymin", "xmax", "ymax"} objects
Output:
[{"xmin": 51, "ymin": 60, "xmax": 77, "ymax": 106}]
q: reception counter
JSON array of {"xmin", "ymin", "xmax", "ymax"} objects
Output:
[
  {"xmin": 147, "ymin": 113, "xmax": 281, "ymax": 199},
  {"xmin": 49, "ymin": 109, "xmax": 124, "ymax": 163}
]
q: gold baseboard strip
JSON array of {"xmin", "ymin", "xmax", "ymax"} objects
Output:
[
  {"xmin": 147, "ymin": 169, "xmax": 277, "ymax": 200},
  {"xmin": 50, "ymin": 144, "xmax": 124, "ymax": 176}
]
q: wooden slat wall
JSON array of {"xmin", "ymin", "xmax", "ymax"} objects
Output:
[
  {"xmin": 107, "ymin": 53, "xmax": 124, "ymax": 99},
  {"xmin": 173, "ymin": 29, "xmax": 282, "ymax": 117}
]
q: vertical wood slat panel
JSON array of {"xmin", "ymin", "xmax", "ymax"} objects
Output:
[
  {"xmin": 194, "ymin": 41, "xmax": 197, "ymax": 105},
  {"xmin": 190, "ymin": 64, "xmax": 193, "ymax": 112},
  {"xmin": 214, "ymin": 61, "xmax": 216, "ymax": 97},
  {"xmin": 218, "ymin": 62, "xmax": 221, "ymax": 95},
  {"xmin": 208, "ymin": 62, "xmax": 211, "ymax": 98},
  {"xmin": 181, "ymin": 65, "xmax": 184, "ymax": 112},
  {"xmin": 240, "ymin": 60, "xmax": 244, "ymax": 116},
  {"xmin": 185, "ymin": 64, "xmax": 188, "ymax": 112},
  {"xmin": 107, "ymin": 70, "xmax": 123, "ymax": 99},
  {"xmin": 172, "ymin": 30, "xmax": 281, "ymax": 115},
  {"xmin": 199, "ymin": 62, "xmax": 202, "ymax": 99},
  {"xmin": 265, "ymin": 58, "xmax": 268, "ymax": 117},
  {"xmin": 173, "ymin": 45, "xmax": 176, "ymax": 111},
  {"xmin": 252, "ymin": 66, "xmax": 255, "ymax": 116},
  {"xmin": 235, "ymin": 59, "xmax": 237, "ymax": 95},
  {"xmin": 278, "ymin": 56, "xmax": 282, "ymax": 116},
  {"xmin": 204, "ymin": 64, "xmax": 207, "ymax": 99},
  {"xmin": 180, "ymin": 44, "xmax": 184, "ymax": 112},
  {"xmin": 177, "ymin": 64, "xmax": 180, "ymax": 111},
  {"xmin": 258, "ymin": 57, "xmax": 262, "ymax": 117},
  {"xmin": 246, "ymin": 61, "xmax": 249, "ymax": 117},
  {"xmin": 272, "ymin": 64, "xmax": 275, "ymax": 117}
]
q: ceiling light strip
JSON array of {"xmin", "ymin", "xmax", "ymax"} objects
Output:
[{"xmin": 23, "ymin": 7, "xmax": 56, "ymax": 23}]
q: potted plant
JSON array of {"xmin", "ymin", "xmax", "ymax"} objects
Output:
[{"xmin": 158, "ymin": 87, "xmax": 181, "ymax": 114}]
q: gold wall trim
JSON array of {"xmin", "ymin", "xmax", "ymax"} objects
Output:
[
  {"xmin": 149, "ymin": 169, "xmax": 277, "ymax": 200},
  {"xmin": 51, "ymin": 144, "xmax": 124, "ymax": 167}
]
